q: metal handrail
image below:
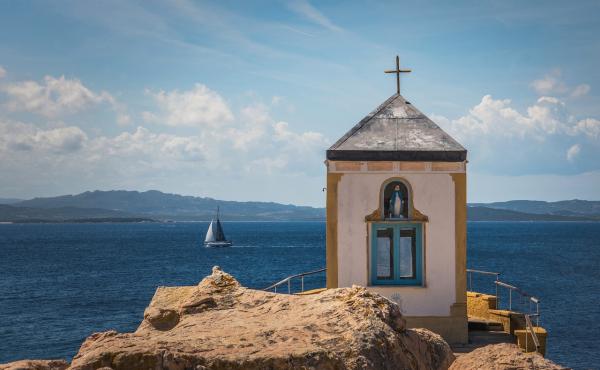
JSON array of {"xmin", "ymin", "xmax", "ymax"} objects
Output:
[
  {"xmin": 495, "ymin": 281, "xmax": 536, "ymax": 299},
  {"xmin": 467, "ymin": 268, "xmax": 540, "ymax": 326},
  {"xmin": 494, "ymin": 280, "xmax": 540, "ymax": 325},
  {"xmin": 264, "ymin": 268, "xmax": 326, "ymax": 294},
  {"xmin": 467, "ymin": 268, "xmax": 500, "ymax": 277},
  {"xmin": 467, "ymin": 268, "xmax": 500, "ymax": 300},
  {"xmin": 524, "ymin": 314, "xmax": 541, "ymax": 353}
]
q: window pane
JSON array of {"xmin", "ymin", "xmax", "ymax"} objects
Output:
[
  {"xmin": 376, "ymin": 228, "xmax": 394, "ymax": 279},
  {"xmin": 399, "ymin": 229, "xmax": 416, "ymax": 278}
]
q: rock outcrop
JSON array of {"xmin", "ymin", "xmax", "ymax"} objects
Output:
[
  {"xmin": 0, "ymin": 359, "xmax": 69, "ymax": 370},
  {"xmin": 449, "ymin": 343, "xmax": 567, "ymax": 370},
  {"xmin": 69, "ymin": 266, "xmax": 454, "ymax": 370}
]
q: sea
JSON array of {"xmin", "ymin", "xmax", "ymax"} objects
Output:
[{"xmin": 0, "ymin": 221, "xmax": 598, "ymax": 369}]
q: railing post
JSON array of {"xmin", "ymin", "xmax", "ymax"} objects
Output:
[
  {"xmin": 495, "ymin": 282, "xmax": 499, "ymax": 309},
  {"xmin": 509, "ymin": 289, "xmax": 512, "ymax": 311},
  {"xmin": 495, "ymin": 274, "xmax": 499, "ymax": 309},
  {"xmin": 525, "ymin": 323, "xmax": 528, "ymax": 352},
  {"xmin": 301, "ymin": 276, "xmax": 304, "ymax": 292},
  {"xmin": 288, "ymin": 279, "xmax": 291, "ymax": 294},
  {"xmin": 468, "ymin": 271, "xmax": 471, "ymax": 292}
]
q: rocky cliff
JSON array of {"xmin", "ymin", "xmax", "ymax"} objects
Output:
[
  {"xmin": 450, "ymin": 343, "xmax": 568, "ymax": 370},
  {"xmin": 68, "ymin": 266, "xmax": 454, "ymax": 370}
]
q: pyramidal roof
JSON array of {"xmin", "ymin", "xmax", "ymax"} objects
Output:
[{"xmin": 327, "ymin": 94, "xmax": 466, "ymax": 162}]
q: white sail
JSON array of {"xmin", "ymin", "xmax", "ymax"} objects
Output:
[
  {"xmin": 203, "ymin": 207, "xmax": 233, "ymax": 247},
  {"xmin": 205, "ymin": 220, "xmax": 216, "ymax": 242}
]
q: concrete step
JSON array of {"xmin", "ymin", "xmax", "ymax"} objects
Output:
[
  {"xmin": 468, "ymin": 316, "xmax": 504, "ymax": 331},
  {"xmin": 469, "ymin": 330, "xmax": 514, "ymax": 344}
]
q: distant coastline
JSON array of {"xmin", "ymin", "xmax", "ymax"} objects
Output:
[
  {"xmin": 9, "ymin": 217, "xmax": 157, "ymax": 224},
  {"xmin": 1, "ymin": 190, "xmax": 599, "ymax": 223}
]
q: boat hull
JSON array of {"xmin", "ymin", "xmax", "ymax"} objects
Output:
[{"xmin": 204, "ymin": 241, "xmax": 233, "ymax": 248}]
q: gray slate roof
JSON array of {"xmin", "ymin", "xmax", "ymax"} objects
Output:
[{"xmin": 327, "ymin": 94, "xmax": 467, "ymax": 162}]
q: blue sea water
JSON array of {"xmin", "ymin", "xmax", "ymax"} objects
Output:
[{"xmin": 0, "ymin": 221, "xmax": 598, "ymax": 369}]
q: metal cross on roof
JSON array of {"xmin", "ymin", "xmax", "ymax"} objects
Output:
[{"xmin": 384, "ymin": 55, "xmax": 411, "ymax": 94}]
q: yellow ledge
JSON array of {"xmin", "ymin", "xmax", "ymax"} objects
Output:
[{"xmin": 295, "ymin": 288, "xmax": 327, "ymax": 295}]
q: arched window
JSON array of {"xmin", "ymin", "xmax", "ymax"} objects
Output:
[
  {"xmin": 382, "ymin": 180, "xmax": 409, "ymax": 219},
  {"xmin": 371, "ymin": 178, "xmax": 422, "ymax": 286}
]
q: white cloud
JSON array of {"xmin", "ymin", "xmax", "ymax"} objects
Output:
[
  {"xmin": 272, "ymin": 121, "xmax": 327, "ymax": 149},
  {"xmin": 271, "ymin": 96, "xmax": 283, "ymax": 105},
  {"xmin": 566, "ymin": 144, "xmax": 581, "ymax": 162},
  {"xmin": 1, "ymin": 75, "xmax": 115, "ymax": 117},
  {"xmin": 143, "ymin": 85, "xmax": 329, "ymax": 175},
  {"xmin": 443, "ymin": 95, "xmax": 541, "ymax": 140},
  {"xmin": 117, "ymin": 113, "xmax": 132, "ymax": 126},
  {"xmin": 146, "ymin": 84, "xmax": 234, "ymax": 127},
  {"xmin": 570, "ymin": 118, "xmax": 600, "ymax": 139},
  {"xmin": 241, "ymin": 103, "xmax": 270, "ymax": 124},
  {"xmin": 434, "ymin": 94, "xmax": 600, "ymax": 177},
  {"xmin": 226, "ymin": 103, "xmax": 329, "ymax": 173},
  {"xmin": 269, "ymin": 121, "xmax": 329, "ymax": 173},
  {"xmin": 531, "ymin": 70, "xmax": 567, "ymax": 95},
  {"xmin": 571, "ymin": 84, "xmax": 591, "ymax": 97},
  {"xmin": 288, "ymin": 0, "xmax": 342, "ymax": 32},
  {"xmin": 0, "ymin": 120, "xmax": 206, "ymax": 169},
  {"xmin": 0, "ymin": 120, "xmax": 87, "ymax": 154},
  {"xmin": 141, "ymin": 111, "xmax": 158, "ymax": 123},
  {"xmin": 0, "ymin": 66, "xmax": 6, "ymax": 78},
  {"xmin": 442, "ymin": 94, "xmax": 597, "ymax": 141},
  {"xmin": 35, "ymin": 126, "xmax": 88, "ymax": 153},
  {"xmin": 102, "ymin": 126, "xmax": 206, "ymax": 162},
  {"xmin": 0, "ymin": 86, "xmax": 330, "ymax": 204},
  {"xmin": 531, "ymin": 70, "xmax": 591, "ymax": 98},
  {"xmin": 225, "ymin": 103, "xmax": 272, "ymax": 150}
]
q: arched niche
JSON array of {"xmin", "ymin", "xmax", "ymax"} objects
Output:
[{"xmin": 380, "ymin": 178, "xmax": 412, "ymax": 220}]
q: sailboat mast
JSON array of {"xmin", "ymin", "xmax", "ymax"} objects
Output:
[{"xmin": 204, "ymin": 204, "xmax": 232, "ymax": 246}]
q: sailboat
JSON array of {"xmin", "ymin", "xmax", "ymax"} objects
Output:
[{"xmin": 204, "ymin": 207, "xmax": 233, "ymax": 247}]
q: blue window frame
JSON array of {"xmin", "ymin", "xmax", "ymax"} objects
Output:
[{"xmin": 370, "ymin": 222, "xmax": 423, "ymax": 286}]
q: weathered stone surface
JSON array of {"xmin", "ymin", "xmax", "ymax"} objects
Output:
[
  {"xmin": 143, "ymin": 307, "xmax": 180, "ymax": 331},
  {"xmin": 449, "ymin": 343, "xmax": 567, "ymax": 370},
  {"xmin": 0, "ymin": 359, "xmax": 69, "ymax": 370},
  {"xmin": 69, "ymin": 266, "xmax": 455, "ymax": 370}
]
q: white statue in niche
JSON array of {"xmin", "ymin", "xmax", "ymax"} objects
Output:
[{"xmin": 389, "ymin": 184, "xmax": 404, "ymax": 218}]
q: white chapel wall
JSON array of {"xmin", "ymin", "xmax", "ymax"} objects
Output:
[{"xmin": 336, "ymin": 171, "xmax": 457, "ymax": 316}]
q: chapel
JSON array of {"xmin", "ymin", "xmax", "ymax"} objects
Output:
[{"xmin": 324, "ymin": 57, "xmax": 468, "ymax": 344}]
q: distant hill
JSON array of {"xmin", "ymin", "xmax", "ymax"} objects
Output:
[
  {"xmin": 3, "ymin": 190, "xmax": 599, "ymax": 222},
  {"xmin": 0, "ymin": 198, "xmax": 24, "ymax": 205},
  {"xmin": 10, "ymin": 190, "xmax": 325, "ymax": 221},
  {"xmin": 467, "ymin": 206, "xmax": 597, "ymax": 221},
  {"xmin": 0, "ymin": 204, "xmax": 148, "ymax": 222},
  {"xmin": 469, "ymin": 200, "xmax": 600, "ymax": 218}
]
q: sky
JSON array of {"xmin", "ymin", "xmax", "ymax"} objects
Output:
[{"xmin": 0, "ymin": 0, "xmax": 599, "ymax": 207}]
